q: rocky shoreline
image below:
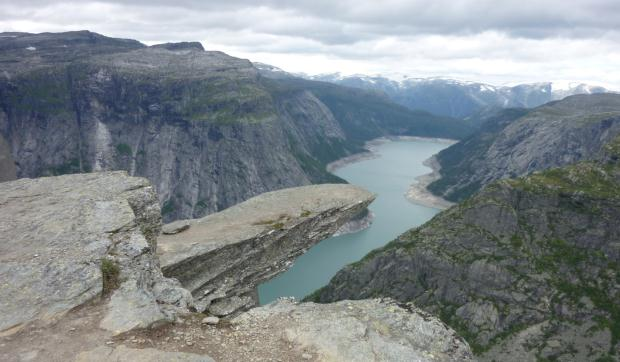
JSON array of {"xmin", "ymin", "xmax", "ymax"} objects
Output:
[
  {"xmin": 327, "ymin": 136, "xmax": 456, "ymax": 173},
  {"xmin": 405, "ymin": 155, "xmax": 455, "ymax": 210},
  {"xmin": 333, "ymin": 210, "xmax": 375, "ymax": 236},
  {"xmin": 327, "ymin": 135, "xmax": 456, "ymax": 211}
]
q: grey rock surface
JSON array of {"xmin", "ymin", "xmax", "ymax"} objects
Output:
[
  {"xmin": 0, "ymin": 172, "xmax": 191, "ymax": 335},
  {"xmin": 0, "ymin": 31, "xmax": 468, "ymax": 223},
  {"xmin": 1, "ymin": 170, "xmax": 474, "ymax": 362},
  {"xmin": 162, "ymin": 220, "xmax": 191, "ymax": 235},
  {"xmin": 201, "ymin": 316, "xmax": 219, "ymax": 325},
  {"xmin": 332, "ymin": 209, "xmax": 374, "ymax": 236},
  {"xmin": 315, "ymin": 140, "xmax": 620, "ymax": 360},
  {"xmin": 99, "ymin": 279, "xmax": 168, "ymax": 335},
  {"xmin": 234, "ymin": 298, "xmax": 474, "ymax": 362},
  {"xmin": 159, "ymin": 184, "xmax": 375, "ymax": 316},
  {"xmin": 428, "ymin": 94, "xmax": 620, "ymax": 201},
  {"xmin": 75, "ymin": 345, "xmax": 214, "ymax": 362},
  {"xmin": 0, "ymin": 31, "xmax": 348, "ymax": 223},
  {"xmin": 0, "ymin": 133, "xmax": 16, "ymax": 182}
]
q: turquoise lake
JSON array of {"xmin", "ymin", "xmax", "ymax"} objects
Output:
[{"xmin": 258, "ymin": 138, "xmax": 450, "ymax": 304}]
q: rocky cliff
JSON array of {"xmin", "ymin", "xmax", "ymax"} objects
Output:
[
  {"xmin": 0, "ymin": 172, "xmax": 472, "ymax": 361},
  {"xmin": 427, "ymin": 94, "xmax": 620, "ymax": 202},
  {"xmin": 0, "ymin": 31, "xmax": 470, "ymax": 222},
  {"xmin": 312, "ymin": 136, "xmax": 620, "ymax": 361},
  {"xmin": 158, "ymin": 184, "xmax": 376, "ymax": 316},
  {"xmin": 0, "ymin": 171, "xmax": 192, "ymax": 336}
]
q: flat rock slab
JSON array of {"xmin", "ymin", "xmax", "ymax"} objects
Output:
[
  {"xmin": 158, "ymin": 184, "xmax": 374, "ymax": 268},
  {"xmin": 0, "ymin": 172, "xmax": 157, "ymax": 335},
  {"xmin": 162, "ymin": 219, "xmax": 191, "ymax": 234},
  {"xmin": 75, "ymin": 345, "xmax": 214, "ymax": 362},
  {"xmin": 157, "ymin": 184, "xmax": 375, "ymax": 315},
  {"xmin": 234, "ymin": 299, "xmax": 474, "ymax": 362}
]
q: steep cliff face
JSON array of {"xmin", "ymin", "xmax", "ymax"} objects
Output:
[
  {"xmin": 158, "ymin": 184, "xmax": 375, "ymax": 317},
  {"xmin": 312, "ymin": 136, "xmax": 620, "ymax": 360},
  {"xmin": 0, "ymin": 171, "xmax": 192, "ymax": 336},
  {"xmin": 0, "ymin": 31, "xmax": 469, "ymax": 222},
  {"xmin": 0, "ymin": 172, "xmax": 471, "ymax": 362},
  {"xmin": 428, "ymin": 94, "xmax": 620, "ymax": 202}
]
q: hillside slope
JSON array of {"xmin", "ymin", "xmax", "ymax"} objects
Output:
[
  {"xmin": 427, "ymin": 94, "xmax": 620, "ymax": 202},
  {"xmin": 0, "ymin": 31, "xmax": 470, "ymax": 221},
  {"xmin": 311, "ymin": 136, "xmax": 620, "ymax": 361}
]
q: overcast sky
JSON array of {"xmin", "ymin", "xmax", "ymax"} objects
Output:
[{"xmin": 2, "ymin": 0, "xmax": 620, "ymax": 88}]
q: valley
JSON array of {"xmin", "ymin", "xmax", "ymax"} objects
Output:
[
  {"xmin": 258, "ymin": 138, "xmax": 451, "ymax": 303},
  {"xmin": 1, "ymin": 25, "xmax": 619, "ymax": 362}
]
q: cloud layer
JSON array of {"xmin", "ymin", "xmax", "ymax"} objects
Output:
[{"xmin": 2, "ymin": 0, "xmax": 619, "ymax": 87}]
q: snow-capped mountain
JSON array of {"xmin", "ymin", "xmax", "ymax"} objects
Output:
[
  {"xmin": 304, "ymin": 73, "xmax": 611, "ymax": 119},
  {"xmin": 253, "ymin": 62, "xmax": 612, "ymax": 119}
]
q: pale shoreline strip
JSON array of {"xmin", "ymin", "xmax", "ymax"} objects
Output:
[
  {"xmin": 405, "ymin": 155, "xmax": 455, "ymax": 210},
  {"xmin": 325, "ymin": 135, "xmax": 456, "ymax": 210}
]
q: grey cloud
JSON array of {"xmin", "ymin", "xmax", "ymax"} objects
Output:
[
  {"xmin": 1, "ymin": 0, "xmax": 619, "ymax": 88},
  {"xmin": 3, "ymin": 0, "xmax": 620, "ymax": 45}
]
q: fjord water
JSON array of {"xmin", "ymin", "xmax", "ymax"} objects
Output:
[{"xmin": 258, "ymin": 138, "xmax": 450, "ymax": 304}]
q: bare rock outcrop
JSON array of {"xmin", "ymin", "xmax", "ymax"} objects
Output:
[
  {"xmin": 428, "ymin": 94, "xmax": 620, "ymax": 202},
  {"xmin": 158, "ymin": 184, "xmax": 376, "ymax": 316},
  {"xmin": 0, "ymin": 172, "xmax": 474, "ymax": 362},
  {"xmin": 75, "ymin": 345, "xmax": 213, "ymax": 362},
  {"xmin": 0, "ymin": 171, "xmax": 191, "ymax": 336},
  {"xmin": 234, "ymin": 298, "xmax": 474, "ymax": 361},
  {"xmin": 314, "ymin": 136, "xmax": 620, "ymax": 360}
]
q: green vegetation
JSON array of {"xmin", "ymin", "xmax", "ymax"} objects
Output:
[
  {"xmin": 161, "ymin": 200, "xmax": 175, "ymax": 216},
  {"xmin": 510, "ymin": 234, "xmax": 523, "ymax": 248},
  {"xmin": 438, "ymin": 305, "xmax": 485, "ymax": 354},
  {"xmin": 594, "ymin": 356, "xmax": 616, "ymax": 362},
  {"xmin": 101, "ymin": 258, "xmax": 120, "ymax": 295},
  {"xmin": 603, "ymin": 135, "xmax": 620, "ymax": 160},
  {"xmin": 161, "ymin": 78, "xmax": 277, "ymax": 124},
  {"xmin": 507, "ymin": 161, "xmax": 620, "ymax": 199},
  {"xmin": 8, "ymin": 67, "xmax": 73, "ymax": 116},
  {"xmin": 302, "ymin": 287, "xmax": 325, "ymax": 303},
  {"xmin": 252, "ymin": 213, "xmax": 291, "ymax": 230},
  {"xmin": 115, "ymin": 143, "xmax": 132, "ymax": 156},
  {"xmin": 46, "ymin": 158, "xmax": 86, "ymax": 176}
]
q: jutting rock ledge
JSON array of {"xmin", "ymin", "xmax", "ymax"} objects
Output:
[
  {"xmin": 0, "ymin": 171, "xmax": 473, "ymax": 361},
  {"xmin": 158, "ymin": 183, "xmax": 376, "ymax": 316}
]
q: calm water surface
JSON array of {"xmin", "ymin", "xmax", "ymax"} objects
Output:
[{"xmin": 258, "ymin": 139, "xmax": 450, "ymax": 304}]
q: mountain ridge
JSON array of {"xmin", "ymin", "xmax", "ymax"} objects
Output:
[
  {"xmin": 255, "ymin": 63, "xmax": 612, "ymax": 119},
  {"xmin": 311, "ymin": 132, "xmax": 620, "ymax": 361},
  {"xmin": 427, "ymin": 93, "xmax": 620, "ymax": 202},
  {"xmin": 0, "ymin": 31, "xmax": 470, "ymax": 222}
]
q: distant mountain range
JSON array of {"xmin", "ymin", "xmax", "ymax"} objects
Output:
[{"xmin": 255, "ymin": 63, "xmax": 611, "ymax": 119}]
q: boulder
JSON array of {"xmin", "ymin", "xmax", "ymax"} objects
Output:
[
  {"xmin": 0, "ymin": 172, "xmax": 192, "ymax": 335},
  {"xmin": 234, "ymin": 299, "xmax": 474, "ymax": 361}
]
